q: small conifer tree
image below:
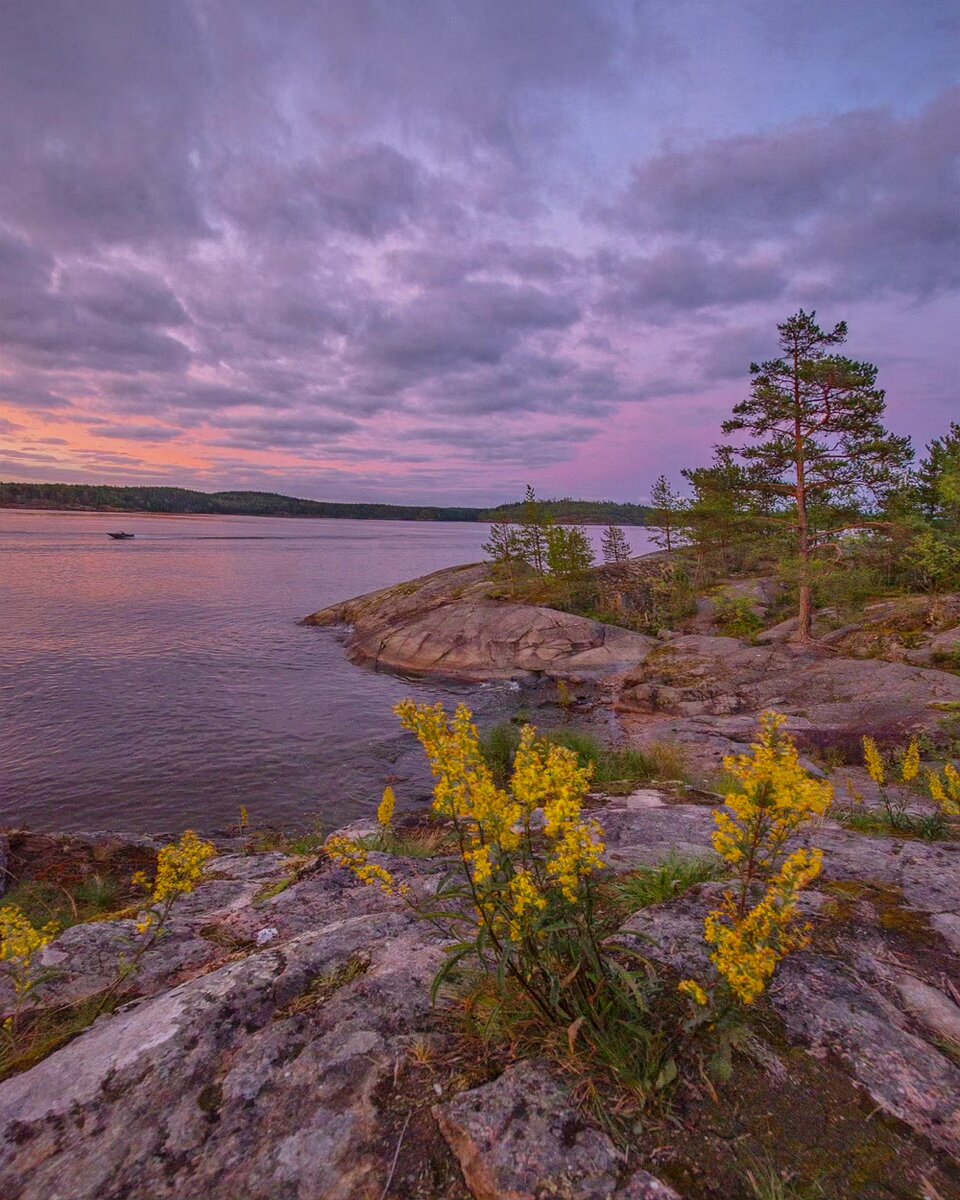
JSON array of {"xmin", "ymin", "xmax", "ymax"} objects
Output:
[
  {"xmin": 601, "ymin": 523, "xmax": 631, "ymax": 564},
  {"xmin": 518, "ymin": 484, "xmax": 551, "ymax": 576},
  {"xmin": 482, "ymin": 521, "xmax": 523, "ymax": 579},
  {"xmin": 648, "ymin": 476, "xmax": 685, "ymax": 551}
]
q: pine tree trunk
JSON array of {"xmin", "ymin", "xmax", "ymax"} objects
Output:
[{"xmin": 792, "ymin": 366, "xmax": 813, "ymax": 644}]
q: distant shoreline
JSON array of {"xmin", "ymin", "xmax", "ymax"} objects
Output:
[{"xmin": 1, "ymin": 483, "xmax": 653, "ymax": 526}]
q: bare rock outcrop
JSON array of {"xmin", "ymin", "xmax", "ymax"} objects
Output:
[
  {"xmin": 2, "ymin": 796, "xmax": 959, "ymax": 1198},
  {"xmin": 304, "ymin": 563, "xmax": 654, "ymax": 681},
  {"xmin": 614, "ymin": 634, "xmax": 960, "ymax": 759},
  {"xmin": 435, "ymin": 1059, "xmax": 679, "ymax": 1200}
]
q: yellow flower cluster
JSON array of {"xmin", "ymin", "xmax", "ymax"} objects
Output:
[
  {"xmin": 0, "ymin": 907, "xmax": 59, "ymax": 996},
  {"xmin": 677, "ymin": 978, "xmax": 709, "ymax": 1007},
  {"xmin": 928, "ymin": 762, "xmax": 960, "ymax": 817},
  {"xmin": 133, "ymin": 829, "xmax": 216, "ymax": 934},
  {"xmin": 704, "ymin": 848, "xmax": 822, "ymax": 1005},
  {"xmin": 505, "ymin": 869, "xmax": 547, "ymax": 942},
  {"xmin": 395, "ymin": 701, "xmax": 604, "ymax": 907},
  {"xmin": 862, "ymin": 735, "xmax": 886, "ymax": 786},
  {"xmin": 396, "ymin": 701, "xmax": 524, "ymax": 856},
  {"xmin": 377, "ymin": 786, "xmax": 396, "ymax": 830},
  {"xmin": 546, "ymin": 822, "xmax": 606, "ymax": 904},
  {"xmin": 900, "ymin": 739, "xmax": 921, "ymax": 784},
  {"xmin": 713, "ymin": 712, "xmax": 832, "ymax": 872},
  {"xmin": 695, "ymin": 713, "xmax": 829, "ymax": 1006},
  {"xmin": 326, "ymin": 834, "xmax": 403, "ymax": 896}
]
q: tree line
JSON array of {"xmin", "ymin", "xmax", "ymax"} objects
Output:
[{"xmin": 0, "ymin": 482, "xmax": 650, "ymax": 526}]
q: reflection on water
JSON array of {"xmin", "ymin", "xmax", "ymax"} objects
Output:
[{"xmin": 0, "ymin": 509, "xmax": 655, "ymax": 834}]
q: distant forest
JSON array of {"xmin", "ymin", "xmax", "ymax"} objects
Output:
[
  {"xmin": 0, "ymin": 482, "xmax": 651, "ymax": 525},
  {"xmin": 482, "ymin": 497, "xmax": 651, "ymax": 526}
]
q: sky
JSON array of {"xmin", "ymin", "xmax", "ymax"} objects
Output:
[{"xmin": 0, "ymin": 1, "xmax": 957, "ymax": 506}]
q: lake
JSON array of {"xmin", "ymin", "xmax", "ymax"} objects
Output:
[{"xmin": 0, "ymin": 509, "xmax": 656, "ymax": 835}]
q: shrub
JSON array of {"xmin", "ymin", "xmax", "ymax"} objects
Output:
[
  {"xmin": 903, "ymin": 530, "xmax": 960, "ymax": 593},
  {"xmin": 329, "ymin": 702, "xmax": 662, "ymax": 1100},
  {"xmin": 713, "ymin": 594, "xmax": 763, "ymax": 640}
]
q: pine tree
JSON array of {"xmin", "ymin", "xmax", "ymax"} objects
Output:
[
  {"xmin": 482, "ymin": 521, "xmax": 523, "ymax": 579},
  {"xmin": 917, "ymin": 422, "xmax": 960, "ymax": 532},
  {"xmin": 601, "ymin": 523, "xmax": 631, "ymax": 564},
  {"xmin": 681, "ymin": 450, "xmax": 770, "ymax": 578},
  {"xmin": 648, "ymin": 476, "xmax": 685, "ymax": 551},
  {"xmin": 722, "ymin": 310, "xmax": 912, "ymax": 642},
  {"xmin": 517, "ymin": 484, "xmax": 550, "ymax": 576},
  {"xmin": 546, "ymin": 524, "xmax": 595, "ymax": 578}
]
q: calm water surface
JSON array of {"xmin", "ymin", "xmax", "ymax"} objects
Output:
[{"xmin": 0, "ymin": 510, "xmax": 654, "ymax": 834}]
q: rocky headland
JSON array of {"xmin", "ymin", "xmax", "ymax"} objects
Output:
[
  {"xmin": 3, "ymin": 558, "xmax": 960, "ymax": 1198},
  {"xmin": 304, "ymin": 558, "xmax": 960, "ymax": 775}
]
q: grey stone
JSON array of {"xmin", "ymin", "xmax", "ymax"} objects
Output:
[
  {"xmin": 0, "ymin": 912, "xmax": 446, "ymax": 1200},
  {"xmin": 435, "ymin": 1059, "xmax": 676, "ymax": 1200}
]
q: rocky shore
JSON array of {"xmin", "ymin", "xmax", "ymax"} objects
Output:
[
  {"xmin": 305, "ymin": 559, "xmax": 960, "ymax": 774},
  {"xmin": 1, "ymin": 790, "xmax": 959, "ymax": 1199},
  {"xmin": 4, "ymin": 560, "xmax": 960, "ymax": 1197}
]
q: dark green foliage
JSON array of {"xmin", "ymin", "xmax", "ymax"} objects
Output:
[
  {"xmin": 903, "ymin": 530, "xmax": 960, "ymax": 592},
  {"xmin": 483, "ymin": 497, "xmax": 652, "ymax": 526},
  {"xmin": 681, "ymin": 450, "xmax": 775, "ymax": 577},
  {"xmin": 482, "ymin": 521, "xmax": 525, "ymax": 578},
  {"xmin": 479, "ymin": 723, "xmax": 657, "ymax": 788},
  {"xmin": 479, "ymin": 723, "xmax": 523, "ymax": 785},
  {"xmin": 713, "ymin": 594, "xmax": 763, "ymax": 640},
  {"xmin": 4, "ymin": 481, "xmax": 656, "ymax": 530},
  {"xmin": 517, "ymin": 484, "xmax": 551, "ymax": 575},
  {"xmin": 917, "ymin": 421, "xmax": 960, "ymax": 531},
  {"xmin": 545, "ymin": 524, "xmax": 595, "ymax": 578},
  {"xmin": 545, "ymin": 728, "xmax": 651, "ymax": 784}
]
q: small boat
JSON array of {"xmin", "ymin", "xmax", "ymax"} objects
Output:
[{"xmin": 107, "ymin": 531, "xmax": 135, "ymax": 540}]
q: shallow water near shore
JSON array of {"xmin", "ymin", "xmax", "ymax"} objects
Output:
[{"xmin": 1, "ymin": 509, "xmax": 655, "ymax": 834}]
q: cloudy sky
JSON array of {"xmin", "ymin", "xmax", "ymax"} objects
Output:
[{"xmin": 0, "ymin": 1, "xmax": 957, "ymax": 505}]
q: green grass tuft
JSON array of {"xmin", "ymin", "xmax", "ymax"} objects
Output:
[
  {"xmin": 480, "ymin": 722, "xmax": 689, "ymax": 791},
  {"xmin": 614, "ymin": 852, "xmax": 727, "ymax": 912}
]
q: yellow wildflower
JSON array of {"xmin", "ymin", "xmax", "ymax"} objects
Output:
[
  {"xmin": 714, "ymin": 712, "xmax": 832, "ymax": 876},
  {"xmin": 239, "ymin": 805, "xmax": 249, "ymax": 831},
  {"xmin": 677, "ymin": 979, "xmax": 709, "ymax": 1007},
  {"xmin": 505, "ymin": 869, "xmax": 547, "ymax": 941},
  {"xmin": 704, "ymin": 713, "xmax": 826, "ymax": 1005},
  {"xmin": 377, "ymin": 786, "xmax": 396, "ymax": 831},
  {"xmin": 395, "ymin": 701, "xmax": 523, "ymax": 853},
  {"xmin": 136, "ymin": 830, "xmax": 216, "ymax": 934},
  {"xmin": 862, "ymin": 736, "xmax": 885, "ymax": 787},
  {"xmin": 900, "ymin": 739, "xmax": 921, "ymax": 784},
  {"xmin": 0, "ymin": 906, "xmax": 59, "ymax": 996},
  {"xmin": 546, "ymin": 821, "xmax": 605, "ymax": 903},
  {"xmin": 927, "ymin": 763, "xmax": 960, "ymax": 816},
  {"xmin": 464, "ymin": 844, "xmax": 494, "ymax": 885},
  {"xmin": 705, "ymin": 847, "xmax": 822, "ymax": 1005},
  {"xmin": 326, "ymin": 835, "xmax": 400, "ymax": 895}
]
